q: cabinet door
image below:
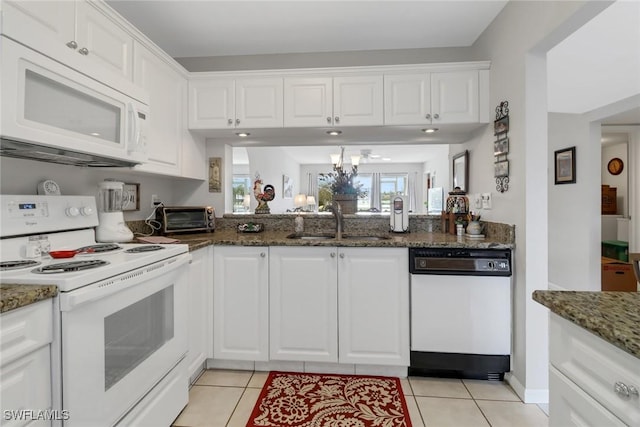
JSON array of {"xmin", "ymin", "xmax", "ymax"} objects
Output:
[
  {"xmin": 384, "ymin": 74, "xmax": 431, "ymax": 125},
  {"xmin": 186, "ymin": 247, "xmax": 212, "ymax": 383},
  {"xmin": 133, "ymin": 41, "xmax": 182, "ymax": 175},
  {"xmin": 1, "ymin": 1, "xmax": 76, "ymax": 54},
  {"xmin": 430, "ymin": 70, "xmax": 479, "ymax": 124},
  {"xmin": 549, "ymin": 366, "xmax": 626, "ymax": 427},
  {"xmin": 75, "ymin": 0, "xmax": 134, "ymax": 81},
  {"xmin": 283, "ymin": 77, "xmax": 333, "ymax": 127},
  {"xmin": 213, "ymin": 247, "xmax": 269, "ymax": 361},
  {"xmin": 235, "ymin": 77, "xmax": 284, "ymax": 128},
  {"xmin": 338, "ymin": 247, "xmax": 409, "ymax": 366},
  {"xmin": 333, "ymin": 75, "xmax": 384, "ymax": 126},
  {"xmin": 188, "ymin": 79, "xmax": 235, "ymax": 129},
  {"xmin": 270, "ymin": 247, "xmax": 338, "ymax": 362}
]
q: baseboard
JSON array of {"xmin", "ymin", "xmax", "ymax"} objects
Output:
[{"xmin": 505, "ymin": 373, "xmax": 549, "ymax": 403}]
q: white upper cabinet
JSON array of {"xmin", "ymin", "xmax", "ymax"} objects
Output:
[
  {"xmin": 2, "ymin": 0, "xmax": 134, "ymax": 81},
  {"xmin": 385, "ymin": 70, "xmax": 486, "ymax": 125},
  {"xmin": 333, "ymin": 75, "xmax": 384, "ymax": 126},
  {"xmin": 189, "ymin": 77, "xmax": 283, "ymax": 129},
  {"xmin": 284, "ymin": 75, "xmax": 383, "ymax": 127},
  {"xmin": 133, "ymin": 41, "xmax": 183, "ymax": 176},
  {"xmin": 284, "ymin": 77, "xmax": 333, "ymax": 127}
]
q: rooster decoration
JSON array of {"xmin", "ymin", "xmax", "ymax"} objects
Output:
[{"xmin": 253, "ymin": 173, "xmax": 275, "ymax": 214}]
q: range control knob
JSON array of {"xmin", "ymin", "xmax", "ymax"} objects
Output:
[
  {"xmin": 80, "ymin": 206, "xmax": 94, "ymax": 216},
  {"xmin": 66, "ymin": 207, "xmax": 80, "ymax": 217}
]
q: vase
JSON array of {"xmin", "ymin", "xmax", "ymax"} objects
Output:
[
  {"xmin": 333, "ymin": 193, "xmax": 358, "ymax": 214},
  {"xmin": 466, "ymin": 220, "xmax": 482, "ymax": 235}
]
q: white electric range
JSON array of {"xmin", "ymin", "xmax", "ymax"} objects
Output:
[{"xmin": 0, "ymin": 195, "xmax": 191, "ymax": 427}]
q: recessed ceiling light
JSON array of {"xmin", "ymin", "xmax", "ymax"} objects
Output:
[
  {"xmin": 382, "ymin": 157, "xmax": 391, "ymax": 161},
  {"xmin": 235, "ymin": 132, "xmax": 250, "ymax": 137},
  {"xmin": 326, "ymin": 130, "xmax": 342, "ymax": 136},
  {"xmin": 421, "ymin": 128, "xmax": 438, "ymax": 133},
  {"xmin": 90, "ymin": 132, "xmax": 101, "ymax": 136},
  {"xmin": 370, "ymin": 154, "xmax": 381, "ymax": 159}
]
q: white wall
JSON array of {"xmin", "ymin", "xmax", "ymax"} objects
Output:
[
  {"xmin": 469, "ymin": 0, "xmax": 606, "ymax": 403},
  {"xmin": 548, "ymin": 113, "xmax": 601, "ymax": 291},
  {"xmin": 0, "ymin": 157, "xmax": 179, "ymax": 221}
]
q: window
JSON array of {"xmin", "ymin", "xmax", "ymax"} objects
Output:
[
  {"xmin": 232, "ymin": 175, "xmax": 251, "ymax": 212},
  {"xmin": 380, "ymin": 174, "xmax": 407, "ymax": 212}
]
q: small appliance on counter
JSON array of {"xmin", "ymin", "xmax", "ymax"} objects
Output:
[
  {"xmin": 390, "ymin": 195, "xmax": 409, "ymax": 232},
  {"xmin": 157, "ymin": 206, "xmax": 215, "ymax": 234},
  {"xmin": 95, "ymin": 179, "xmax": 134, "ymax": 242}
]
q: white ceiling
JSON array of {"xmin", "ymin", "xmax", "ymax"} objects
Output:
[{"xmin": 106, "ymin": 1, "xmax": 508, "ymax": 58}]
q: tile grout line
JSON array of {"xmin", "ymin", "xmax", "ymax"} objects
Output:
[{"xmin": 460, "ymin": 381, "xmax": 493, "ymax": 427}]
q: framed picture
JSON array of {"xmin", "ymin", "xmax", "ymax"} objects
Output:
[
  {"xmin": 208, "ymin": 157, "xmax": 222, "ymax": 193},
  {"xmin": 494, "ymin": 137, "xmax": 509, "ymax": 155},
  {"xmin": 554, "ymin": 146, "xmax": 576, "ymax": 184},
  {"xmin": 452, "ymin": 150, "xmax": 468, "ymax": 192},
  {"xmin": 282, "ymin": 174, "xmax": 293, "ymax": 199},
  {"xmin": 494, "ymin": 116, "xmax": 509, "ymax": 135},
  {"xmin": 494, "ymin": 160, "xmax": 509, "ymax": 178},
  {"xmin": 122, "ymin": 183, "xmax": 140, "ymax": 211}
]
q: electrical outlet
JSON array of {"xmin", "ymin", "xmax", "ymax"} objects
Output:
[
  {"xmin": 472, "ymin": 193, "xmax": 482, "ymax": 209},
  {"xmin": 481, "ymin": 193, "xmax": 492, "ymax": 210},
  {"xmin": 151, "ymin": 194, "xmax": 160, "ymax": 208}
]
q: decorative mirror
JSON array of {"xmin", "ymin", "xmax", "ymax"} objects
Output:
[{"xmin": 452, "ymin": 150, "xmax": 469, "ymax": 192}]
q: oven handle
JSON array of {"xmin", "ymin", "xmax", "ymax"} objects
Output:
[{"xmin": 60, "ymin": 253, "xmax": 191, "ymax": 311}]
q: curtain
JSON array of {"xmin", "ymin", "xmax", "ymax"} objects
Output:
[
  {"xmin": 370, "ymin": 172, "xmax": 381, "ymax": 212},
  {"xmin": 408, "ymin": 172, "xmax": 417, "ymax": 212}
]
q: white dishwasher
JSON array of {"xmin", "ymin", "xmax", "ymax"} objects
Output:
[{"xmin": 409, "ymin": 247, "xmax": 512, "ymax": 380}]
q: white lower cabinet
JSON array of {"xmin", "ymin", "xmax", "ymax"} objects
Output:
[
  {"xmin": 549, "ymin": 314, "xmax": 640, "ymax": 426},
  {"xmin": 186, "ymin": 246, "xmax": 212, "ymax": 383},
  {"xmin": 269, "ymin": 247, "xmax": 338, "ymax": 362},
  {"xmin": 0, "ymin": 300, "xmax": 53, "ymax": 427},
  {"xmin": 213, "ymin": 246, "xmax": 269, "ymax": 361},
  {"xmin": 338, "ymin": 247, "xmax": 409, "ymax": 366},
  {"xmin": 269, "ymin": 246, "xmax": 409, "ymax": 366}
]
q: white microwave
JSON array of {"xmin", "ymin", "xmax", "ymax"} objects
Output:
[{"xmin": 0, "ymin": 36, "xmax": 149, "ymax": 166}]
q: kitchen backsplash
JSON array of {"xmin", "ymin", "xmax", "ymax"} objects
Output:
[{"xmin": 126, "ymin": 214, "xmax": 515, "ymax": 242}]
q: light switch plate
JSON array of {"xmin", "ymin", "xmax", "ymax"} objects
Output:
[
  {"xmin": 472, "ymin": 193, "xmax": 482, "ymax": 209},
  {"xmin": 481, "ymin": 193, "xmax": 492, "ymax": 210}
]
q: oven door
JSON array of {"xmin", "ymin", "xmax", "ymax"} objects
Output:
[{"xmin": 59, "ymin": 254, "xmax": 189, "ymax": 427}]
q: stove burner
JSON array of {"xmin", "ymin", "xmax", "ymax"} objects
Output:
[
  {"xmin": 33, "ymin": 260, "xmax": 109, "ymax": 274},
  {"xmin": 77, "ymin": 244, "xmax": 122, "ymax": 253},
  {"xmin": 125, "ymin": 245, "xmax": 165, "ymax": 253},
  {"xmin": 0, "ymin": 260, "xmax": 42, "ymax": 271}
]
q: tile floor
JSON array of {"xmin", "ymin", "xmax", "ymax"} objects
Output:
[{"xmin": 172, "ymin": 369, "xmax": 549, "ymax": 427}]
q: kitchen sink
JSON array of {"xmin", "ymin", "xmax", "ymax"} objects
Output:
[
  {"xmin": 286, "ymin": 233, "xmax": 391, "ymax": 241},
  {"xmin": 286, "ymin": 233, "xmax": 335, "ymax": 240}
]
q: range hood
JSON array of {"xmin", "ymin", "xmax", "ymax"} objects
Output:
[{"xmin": 0, "ymin": 138, "xmax": 141, "ymax": 168}]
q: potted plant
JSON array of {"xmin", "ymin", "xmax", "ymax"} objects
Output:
[{"xmin": 319, "ymin": 147, "xmax": 364, "ymax": 214}]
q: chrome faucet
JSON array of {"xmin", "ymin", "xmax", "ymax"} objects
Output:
[{"xmin": 326, "ymin": 202, "xmax": 344, "ymax": 239}]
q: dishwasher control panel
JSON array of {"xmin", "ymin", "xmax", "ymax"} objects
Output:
[{"xmin": 409, "ymin": 248, "xmax": 511, "ymax": 276}]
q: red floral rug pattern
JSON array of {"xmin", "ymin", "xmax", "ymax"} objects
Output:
[{"xmin": 246, "ymin": 371, "xmax": 412, "ymax": 427}]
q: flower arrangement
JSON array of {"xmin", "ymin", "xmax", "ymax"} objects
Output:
[{"xmin": 319, "ymin": 147, "xmax": 365, "ymax": 196}]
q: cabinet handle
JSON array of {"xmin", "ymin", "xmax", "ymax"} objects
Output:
[
  {"xmin": 339, "ymin": 253, "xmax": 345, "ymax": 259},
  {"xmin": 78, "ymin": 47, "xmax": 89, "ymax": 56},
  {"xmin": 66, "ymin": 40, "xmax": 78, "ymax": 49},
  {"xmin": 425, "ymin": 114, "xmax": 431, "ymax": 120},
  {"xmin": 227, "ymin": 119, "xmax": 233, "ymax": 125},
  {"xmin": 334, "ymin": 116, "xmax": 340, "ymax": 123},
  {"xmin": 235, "ymin": 118, "xmax": 241, "ymax": 125},
  {"xmin": 330, "ymin": 252, "xmax": 336, "ymax": 258},
  {"xmin": 327, "ymin": 116, "xmax": 332, "ymax": 123},
  {"xmin": 614, "ymin": 382, "xmax": 639, "ymax": 398},
  {"xmin": 260, "ymin": 252, "xmax": 266, "ymax": 258},
  {"xmin": 433, "ymin": 113, "xmax": 440, "ymax": 119}
]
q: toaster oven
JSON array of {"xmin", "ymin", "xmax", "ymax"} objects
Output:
[{"xmin": 157, "ymin": 206, "xmax": 215, "ymax": 234}]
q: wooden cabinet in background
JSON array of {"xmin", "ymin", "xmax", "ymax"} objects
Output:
[{"xmin": 601, "ymin": 185, "xmax": 617, "ymax": 215}]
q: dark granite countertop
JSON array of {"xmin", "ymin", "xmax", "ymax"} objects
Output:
[
  {"xmin": 533, "ymin": 290, "xmax": 640, "ymax": 359},
  {"xmin": 0, "ymin": 284, "xmax": 58, "ymax": 313},
  {"xmin": 163, "ymin": 230, "xmax": 514, "ymax": 252}
]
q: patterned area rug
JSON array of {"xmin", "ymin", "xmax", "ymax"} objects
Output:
[{"xmin": 246, "ymin": 371, "xmax": 412, "ymax": 427}]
